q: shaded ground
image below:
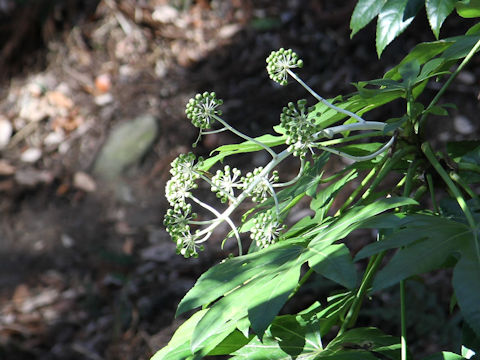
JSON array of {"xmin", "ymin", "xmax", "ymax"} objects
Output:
[{"xmin": 0, "ymin": 1, "xmax": 479, "ymax": 359}]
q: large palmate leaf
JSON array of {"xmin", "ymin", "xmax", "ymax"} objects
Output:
[
  {"xmin": 151, "ymin": 310, "xmax": 207, "ymax": 360},
  {"xmin": 369, "ymin": 214, "xmax": 473, "ymax": 292},
  {"xmin": 453, "ymin": 248, "xmax": 480, "ymax": 337},
  {"xmin": 173, "ymin": 198, "xmax": 414, "ymax": 355},
  {"xmin": 308, "ymin": 244, "xmax": 358, "ymax": 289},
  {"xmin": 231, "ymin": 311, "xmax": 324, "ymax": 359}
]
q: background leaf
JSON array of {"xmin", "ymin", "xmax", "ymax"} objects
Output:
[
  {"xmin": 371, "ymin": 218, "xmax": 471, "ymax": 291},
  {"xmin": 453, "ymin": 250, "xmax": 480, "ymax": 337},
  {"xmin": 308, "ymin": 244, "xmax": 358, "ymax": 289},
  {"xmin": 350, "ymin": 0, "xmax": 387, "ymax": 37},
  {"xmin": 426, "ymin": 0, "xmax": 456, "ymax": 39},
  {"xmin": 456, "ymin": 0, "xmax": 480, "ymax": 18},
  {"xmin": 376, "ymin": 0, "xmax": 415, "ymax": 57}
]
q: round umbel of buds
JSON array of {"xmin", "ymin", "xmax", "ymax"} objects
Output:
[
  {"xmin": 250, "ymin": 210, "xmax": 285, "ymax": 248},
  {"xmin": 266, "ymin": 48, "xmax": 303, "ymax": 85},
  {"xmin": 185, "ymin": 92, "xmax": 223, "ymax": 129},
  {"xmin": 280, "ymin": 99, "xmax": 319, "ymax": 157}
]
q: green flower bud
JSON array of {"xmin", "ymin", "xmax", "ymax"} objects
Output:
[{"xmin": 266, "ymin": 48, "xmax": 303, "ymax": 85}]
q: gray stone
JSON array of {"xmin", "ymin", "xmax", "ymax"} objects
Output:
[{"xmin": 93, "ymin": 115, "xmax": 158, "ymax": 180}]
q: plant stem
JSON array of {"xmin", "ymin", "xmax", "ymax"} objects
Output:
[
  {"xmin": 419, "ymin": 38, "xmax": 480, "ymax": 131},
  {"xmin": 450, "ymin": 171, "xmax": 479, "ymax": 202},
  {"xmin": 338, "ymin": 251, "xmax": 386, "ymax": 335},
  {"xmin": 336, "ymin": 153, "xmax": 389, "ymax": 215},
  {"xmin": 359, "ymin": 145, "xmax": 416, "ymax": 204},
  {"xmin": 426, "ymin": 173, "xmax": 439, "ymax": 213},
  {"xmin": 288, "ymin": 268, "xmax": 314, "ymax": 300},
  {"xmin": 422, "ymin": 143, "xmax": 480, "ymax": 262},
  {"xmin": 400, "ymin": 280, "xmax": 407, "ymax": 360},
  {"xmin": 213, "ymin": 114, "xmax": 277, "ymax": 158},
  {"xmin": 287, "ymin": 69, "xmax": 366, "ymax": 123}
]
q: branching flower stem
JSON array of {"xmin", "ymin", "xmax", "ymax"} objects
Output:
[
  {"xmin": 197, "ymin": 173, "xmax": 236, "ymax": 203},
  {"xmin": 318, "ymin": 136, "xmax": 395, "ymax": 162},
  {"xmin": 212, "ymin": 114, "xmax": 277, "ymax": 158},
  {"xmin": 190, "ymin": 195, "xmax": 242, "ymax": 255},
  {"xmin": 273, "ymin": 158, "xmax": 306, "ymax": 188},
  {"xmin": 287, "ymin": 69, "xmax": 365, "ymax": 123},
  {"xmin": 262, "ymin": 177, "xmax": 280, "ymax": 217},
  {"xmin": 193, "ymin": 149, "xmax": 291, "ymax": 248}
]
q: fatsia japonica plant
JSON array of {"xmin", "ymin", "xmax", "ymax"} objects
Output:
[{"xmin": 153, "ymin": 2, "xmax": 480, "ymax": 360}]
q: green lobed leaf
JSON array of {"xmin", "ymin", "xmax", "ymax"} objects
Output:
[
  {"xmin": 310, "ymin": 89, "xmax": 404, "ymax": 130},
  {"xmin": 307, "ymin": 197, "xmax": 417, "ymax": 251},
  {"xmin": 151, "ymin": 310, "xmax": 207, "ymax": 360},
  {"xmin": 207, "ymin": 330, "xmax": 253, "ymax": 356},
  {"xmin": 248, "ymin": 265, "xmax": 301, "ymax": 338},
  {"xmin": 231, "ymin": 311, "xmax": 323, "ymax": 359},
  {"xmin": 308, "ymin": 243, "xmax": 358, "ymax": 289},
  {"xmin": 398, "ymin": 59, "xmax": 420, "ymax": 89},
  {"xmin": 376, "ymin": 0, "xmax": 416, "ymax": 57},
  {"xmin": 176, "ymin": 244, "xmax": 306, "ymax": 316},
  {"xmin": 350, "ymin": 0, "xmax": 387, "ymax": 37},
  {"xmin": 453, "ymin": 249, "xmax": 480, "ymax": 337},
  {"xmin": 355, "ymin": 214, "xmax": 469, "ymax": 260},
  {"xmin": 309, "ymin": 170, "xmax": 358, "ymax": 223},
  {"xmin": 371, "ymin": 219, "xmax": 472, "ymax": 291},
  {"xmin": 426, "ymin": 0, "xmax": 456, "ymax": 39}
]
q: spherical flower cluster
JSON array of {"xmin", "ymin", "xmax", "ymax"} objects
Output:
[
  {"xmin": 170, "ymin": 152, "xmax": 202, "ymax": 180},
  {"xmin": 165, "ymin": 153, "xmax": 201, "ymax": 209},
  {"xmin": 242, "ymin": 167, "xmax": 279, "ymax": 203},
  {"xmin": 164, "ymin": 153, "xmax": 206, "ymax": 257},
  {"xmin": 211, "ymin": 165, "xmax": 242, "ymax": 203},
  {"xmin": 280, "ymin": 99, "xmax": 319, "ymax": 157},
  {"xmin": 266, "ymin": 48, "xmax": 303, "ymax": 85},
  {"xmin": 185, "ymin": 92, "xmax": 223, "ymax": 129},
  {"xmin": 163, "ymin": 204, "xmax": 203, "ymax": 258},
  {"xmin": 176, "ymin": 230, "xmax": 204, "ymax": 258},
  {"xmin": 250, "ymin": 211, "xmax": 285, "ymax": 248}
]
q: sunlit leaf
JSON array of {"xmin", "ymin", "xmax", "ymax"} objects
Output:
[
  {"xmin": 376, "ymin": 0, "xmax": 416, "ymax": 57},
  {"xmin": 350, "ymin": 0, "xmax": 387, "ymax": 37},
  {"xmin": 426, "ymin": 0, "xmax": 456, "ymax": 39}
]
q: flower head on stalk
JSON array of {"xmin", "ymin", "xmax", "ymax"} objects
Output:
[
  {"xmin": 176, "ymin": 229, "xmax": 204, "ymax": 258},
  {"xmin": 250, "ymin": 210, "xmax": 285, "ymax": 248},
  {"xmin": 211, "ymin": 165, "xmax": 242, "ymax": 203},
  {"xmin": 280, "ymin": 99, "xmax": 319, "ymax": 157},
  {"xmin": 163, "ymin": 204, "xmax": 194, "ymax": 236},
  {"xmin": 266, "ymin": 48, "xmax": 303, "ymax": 85},
  {"xmin": 242, "ymin": 167, "xmax": 279, "ymax": 203},
  {"xmin": 185, "ymin": 92, "xmax": 223, "ymax": 130}
]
